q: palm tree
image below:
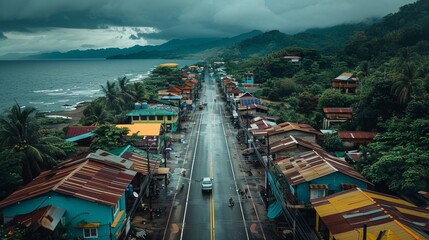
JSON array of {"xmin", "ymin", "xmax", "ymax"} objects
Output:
[
  {"xmin": 0, "ymin": 103, "xmax": 65, "ymax": 183},
  {"xmin": 130, "ymin": 82, "xmax": 147, "ymax": 102},
  {"xmin": 100, "ymin": 80, "xmax": 124, "ymax": 112},
  {"xmin": 81, "ymin": 98, "xmax": 114, "ymax": 126},
  {"xmin": 391, "ymin": 61, "xmax": 420, "ymax": 104},
  {"xmin": 117, "ymin": 76, "xmax": 134, "ymax": 103}
]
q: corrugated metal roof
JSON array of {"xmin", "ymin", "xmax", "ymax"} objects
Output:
[
  {"xmin": 337, "ymin": 131, "xmax": 378, "ymax": 139},
  {"xmin": 274, "ymin": 122, "xmax": 322, "ymax": 136},
  {"xmin": 13, "ymin": 205, "xmax": 65, "ymax": 231},
  {"xmin": 312, "ymin": 188, "xmax": 429, "ymax": 239},
  {"xmin": 283, "ymin": 56, "xmax": 301, "ymax": 59},
  {"xmin": 126, "ymin": 108, "xmax": 177, "ymax": 116},
  {"xmin": 66, "ymin": 126, "xmax": 97, "ymax": 137},
  {"xmin": 252, "ymin": 121, "xmax": 322, "ymax": 137},
  {"xmin": 0, "ymin": 154, "xmax": 136, "ymax": 209},
  {"xmin": 275, "ymin": 149, "xmax": 370, "ymax": 186},
  {"xmin": 270, "ymin": 136, "xmax": 323, "ymax": 153},
  {"xmin": 66, "ymin": 131, "xmax": 95, "ymax": 142},
  {"xmin": 333, "ymin": 72, "xmax": 353, "ymax": 81},
  {"xmin": 323, "ymin": 108, "xmax": 353, "ymax": 114},
  {"xmin": 116, "ymin": 123, "xmax": 161, "ymax": 136}
]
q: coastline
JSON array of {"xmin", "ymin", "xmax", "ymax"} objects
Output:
[{"xmin": 44, "ymin": 102, "xmax": 89, "ymax": 127}]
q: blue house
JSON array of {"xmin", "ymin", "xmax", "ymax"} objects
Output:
[
  {"xmin": 0, "ymin": 153, "xmax": 137, "ymax": 240},
  {"xmin": 272, "ymin": 149, "xmax": 372, "ymax": 207}
]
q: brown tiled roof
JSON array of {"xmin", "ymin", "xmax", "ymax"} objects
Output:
[
  {"xmin": 337, "ymin": 131, "xmax": 378, "ymax": 140},
  {"xmin": 274, "ymin": 149, "xmax": 371, "ymax": 186},
  {"xmin": 66, "ymin": 126, "xmax": 97, "ymax": 137},
  {"xmin": 0, "ymin": 155, "xmax": 136, "ymax": 209},
  {"xmin": 323, "ymin": 108, "xmax": 353, "ymax": 114},
  {"xmin": 269, "ymin": 136, "xmax": 323, "ymax": 153},
  {"xmin": 312, "ymin": 188, "xmax": 429, "ymax": 239}
]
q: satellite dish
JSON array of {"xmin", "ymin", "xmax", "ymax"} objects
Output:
[{"xmin": 133, "ymin": 192, "xmax": 139, "ymax": 198}]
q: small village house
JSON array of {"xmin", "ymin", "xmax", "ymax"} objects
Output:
[
  {"xmin": 322, "ymin": 107, "xmax": 353, "ymax": 129},
  {"xmin": 311, "ymin": 188, "xmax": 429, "ymax": 240},
  {"xmin": 0, "ymin": 153, "xmax": 139, "ymax": 240},
  {"xmin": 331, "ymin": 72, "xmax": 359, "ymax": 94}
]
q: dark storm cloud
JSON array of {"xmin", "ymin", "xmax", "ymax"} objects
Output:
[{"xmin": 0, "ymin": 0, "xmax": 417, "ymax": 39}]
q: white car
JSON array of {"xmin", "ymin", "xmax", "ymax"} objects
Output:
[{"xmin": 201, "ymin": 177, "xmax": 213, "ymax": 192}]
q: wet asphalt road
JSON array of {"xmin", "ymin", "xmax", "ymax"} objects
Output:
[{"xmin": 163, "ymin": 74, "xmax": 270, "ymax": 240}]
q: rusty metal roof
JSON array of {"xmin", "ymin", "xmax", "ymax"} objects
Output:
[
  {"xmin": 274, "ymin": 122, "xmax": 322, "ymax": 136},
  {"xmin": 0, "ymin": 154, "xmax": 136, "ymax": 209},
  {"xmin": 13, "ymin": 205, "xmax": 65, "ymax": 231},
  {"xmin": 337, "ymin": 131, "xmax": 378, "ymax": 140},
  {"xmin": 66, "ymin": 126, "xmax": 97, "ymax": 137},
  {"xmin": 119, "ymin": 149, "xmax": 160, "ymax": 176},
  {"xmin": 323, "ymin": 107, "xmax": 353, "ymax": 114},
  {"xmin": 270, "ymin": 136, "xmax": 323, "ymax": 153},
  {"xmin": 252, "ymin": 121, "xmax": 322, "ymax": 137},
  {"xmin": 311, "ymin": 188, "xmax": 429, "ymax": 239},
  {"xmin": 274, "ymin": 149, "xmax": 371, "ymax": 186}
]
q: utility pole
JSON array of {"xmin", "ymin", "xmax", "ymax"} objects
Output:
[
  {"xmin": 163, "ymin": 117, "xmax": 167, "ymax": 168},
  {"xmin": 146, "ymin": 142, "xmax": 153, "ymax": 220},
  {"xmin": 265, "ymin": 132, "xmax": 270, "ymax": 210}
]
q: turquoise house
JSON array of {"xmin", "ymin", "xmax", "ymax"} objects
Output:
[
  {"xmin": 272, "ymin": 149, "xmax": 372, "ymax": 206},
  {"xmin": 0, "ymin": 153, "xmax": 136, "ymax": 240}
]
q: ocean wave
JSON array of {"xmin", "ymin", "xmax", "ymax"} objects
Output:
[
  {"xmin": 47, "ymin": 92, "xmax": 67, "ymax": 96},
  {"xmin": 129, "ymin": 74, "xmax": 149, "ymax": 82},
  {"xmin": 69, "ymin": 89, "xmax": 100, "ymax": 96},
  {"xmin": 33, "ymin": 88, "xmax": 63, "ymax": 93}
]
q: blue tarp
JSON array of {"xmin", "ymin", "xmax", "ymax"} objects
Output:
[
  {"xmin": 267, "ymin": 172, "xmax": 284, "ymax": 219},
  {"xmin": 267, "ymin": 200, "xmax": 282, "ymax": 219}
]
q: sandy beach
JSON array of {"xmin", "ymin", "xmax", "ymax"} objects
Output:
[{"xmin": 44, "ymin": 102, "xmax": 89, "ymax": 128}]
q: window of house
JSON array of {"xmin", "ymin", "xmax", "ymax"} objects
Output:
[
  {"xmin": 157, "ymin": 115, "xmax": 163, "ymax": 120},
  {"xmin": 132, "ymin": 116, "xmax": 139, "ymax": 121},
  {"xmin": 83, "ymin": 228, "xmax": 98, "ymax": 238},
  {"xmin": 141, "ymin": 116, "xmax": 147, "ymax": 120},
  {"xmin": 113, "ymin": 200, "xmax": 119, "ymax": 216},
  {"xmin": 310, "ymin": 184, "xmax": 327, "ymax": 200},
  {"xmin": 149, "ymin": 116, "xmax": 155, "ymax": 120},
  {"xmin": 167, "ymin": 116, "xmax": 172, "ymax": 121}
]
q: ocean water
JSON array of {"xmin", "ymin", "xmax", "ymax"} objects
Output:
[{"xmin": 0, "ymin": 59, "xmax": 198, "ymax": 113}]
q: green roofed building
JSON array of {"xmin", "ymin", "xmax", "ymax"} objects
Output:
[{"xmin": 126, "ymin": 105, "xmax": 179, "ymax": 133}]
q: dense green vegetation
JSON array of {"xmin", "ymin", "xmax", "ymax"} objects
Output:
[
  {"xmin": 0, "ymin": 104, "xmax": 76, "ymax": 198},
  {"xmin": 220, "ymin": 0, "xmax": 429, "ymax": 193}
]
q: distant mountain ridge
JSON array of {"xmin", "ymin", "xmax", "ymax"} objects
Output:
[
  {"xmin": 219, "ymin": 22, "xmax": 373, "ymax": 59},
  {"xmin": 23, "ymin": 21, "xmax": 372, "ymax": 60},
  {"xmin": 25, "ymin": 30, "xmax": 263, "ymax": 60}
]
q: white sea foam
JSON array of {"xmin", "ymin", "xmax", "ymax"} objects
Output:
[
  {"xmin": 69, "ymin": 89, "xmax": 100, "ymax": 96},
  {"xmin": 33, "ymin": 88, "xmax": 63, "ymax": 93}
]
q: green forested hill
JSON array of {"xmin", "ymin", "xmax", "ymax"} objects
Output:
[
  {"xmin": 222, "ymin": 0, "xmax": 429, "ymax": 195},
  {"xmin": 219, "ymin": 23, "xmax": 371, "ymax": 59},
  {"xmin": 341, "ymin": 0, "xmax": 429, "ymax": 64}
]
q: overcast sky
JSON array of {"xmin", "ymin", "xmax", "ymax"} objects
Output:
[{"xmin": 0, "ymin": 0, "xmax": 417, "ymax": 57}]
